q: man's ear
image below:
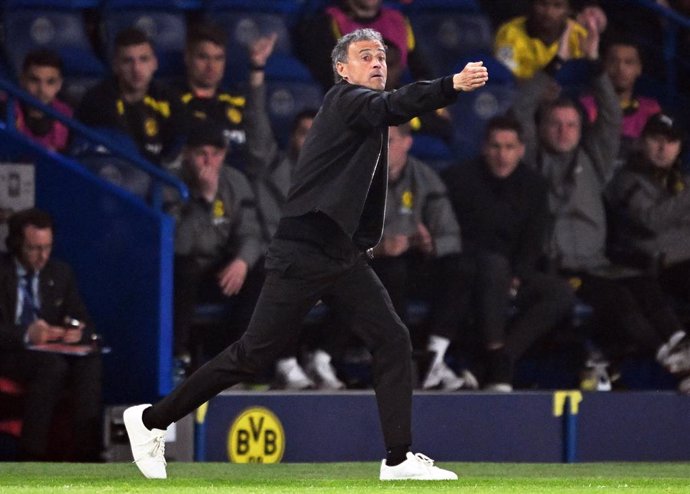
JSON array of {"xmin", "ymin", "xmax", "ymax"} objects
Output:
[{"xmin": 336, "ymin": 61, "xmax": 348, "ymax": 80}]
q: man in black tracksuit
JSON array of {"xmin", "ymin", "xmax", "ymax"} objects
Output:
[{"xmin": 124, "ymin": 28, "xmax": 488, "ymax": 481}]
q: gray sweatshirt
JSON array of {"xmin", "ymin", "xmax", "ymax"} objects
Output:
[{"xmin": 513, "ymin": 69, "xmax": 632, "ymax": 276}]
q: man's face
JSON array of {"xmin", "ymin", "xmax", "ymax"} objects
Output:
[
  {"xmin": 387, "ymin": 126, "xmax": 412, "ymax": 178},
  {"xmin": 19, "ymin": 225, "xmax": 52, "ymax": 272},
  {"xmin": 185, "ymin": 41, "xmax": 225, "ymax": 91},
  {"xmin": 185, "ymin": 144, "xmax": 226, "ymax": 179},
  {"xmin": 641, "ymin": 134, "xmax": 682, "ymax": 170},
  {"xmin": 289, "ymin": 116, "xmax": 314, "ymax": 158},
  {"xmin": 113, "ymin": 43, "xmax": 158, "ymax": 95},
  {"xmin": 482, "ymin": 129, "xmax": 525, "ymax": 178},
  {"xmin": 336, "ymin": 39, "xmax": 387, "ymax": 91},
  {"xmin": 21, "ymin": 65, "xmax": 63, "ymax": 105},
  {"xmin": 532, "ymin": 0, "xmax": 570, "ymax": 35},
  {"xmin": 604, "ymin": 44, "xmax": 642, "ymax": 93},
  {"xmin": 540, "ymin": 106, "xmax": 582, "ymax": 154}
]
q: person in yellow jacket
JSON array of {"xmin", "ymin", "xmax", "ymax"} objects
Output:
[{"xmin": 494, "ymin": 0, "xmax": 604, "ymax": 80}]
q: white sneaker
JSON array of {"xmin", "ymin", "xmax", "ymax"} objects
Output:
[
  {"xmin": 306, "ymin": 350, "xmax": 346, "ymax": 390},
  {"xmin": 123, "ymin": 404, "xmax": 167, "ymax": 479},
  {"xmin": 380, "ymin": 452, "xmax": 458, "ymax": 480},
  {"xmin": 658, "ymin": 332, "xmax": 690, "ymax": 374},
  {"xmin": 423, "ymin": 361, "xmax": 474, "ymax": 391},
  {"xmin": 678, "ymin": 374, "xmax": 690, "ymax": 394},
  {"xmin": 275, "ymin": 357, "xmax": 315, "ymax": 390}
]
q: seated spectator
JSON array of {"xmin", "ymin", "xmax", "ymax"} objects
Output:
[
  {"xmin": 367, "ymin": 123, "xmax": 476, "ymax": 391},
  {"xmin": 243, "ymin": 35, "xmax": 344, "ymax": 390},
  {"xmin": 605, "ymin": 113, "xmax": 690, "ymax": 329},
  {"xmin": 295, "ymin": 0, "xmax": 434, "ymax": 91},
  {"xmin": 494, "ymin": 0, "xmax": 597, "ymax": 81},
  {"xmin": 175, "ymin": 22, "xmax": 250, "ymax": 169},
  {"xmin": 8, "ymin": 50, "xmax": 72, "ymax": 153},
  {"xmin": 75, "ymin": 27, "xmax": 186, "ymax": 166},
  {"xmin": 0, "ymin": 208, "xmax": 102, "ymax": 460},
  {"xmin": 512, "ymin": 62, "xmax": 690, "ymax": 391},
  {"xmin": 168, "ymin": 123, "xmax": 265, "ymax": 370},
  {"xmin": 580, "ymin": 38, "xmax": 661, "ymax": 166},
  {"xmin": 443, "ymin": 116, "xmax": 575, "ymax": 391}
]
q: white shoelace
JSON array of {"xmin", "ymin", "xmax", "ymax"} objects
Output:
[
  {"xmin": 150, "ymin": 434, "xmax": 167, "ymax": 463},
  {"xmin": 413, "ymin": 452, "xmax": 436, "ymax": 467}
]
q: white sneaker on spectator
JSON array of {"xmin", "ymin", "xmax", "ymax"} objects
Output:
[
  {"xmin": 484, "ymin": 382, "xmax": 513, "ymax": 392},
  {"xmin": 123, "ymin": 404, "xmax": 167, "ymax": 479},
  {"xmin": 678, "ymin": 374, "xmax": 690, "ymax": 394},
  {"xmin": 422, "ymin": 361, "xmax": 475, "ymax": 391},
  {"xmin": 380, "ymin": 452, "xmax": 458, "ymax": 480},
  {"xmin": 275, "ymin": 357, "xmax": 315, "ymax": 390},
  {"xmin": 306, "ymin": 350, "xmax": 345, "ymax": 390},
  {"xmin": 657, "ymin": 332, "xmax": 690, "ymax": 374}
]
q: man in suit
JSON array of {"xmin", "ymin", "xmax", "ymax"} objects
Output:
[{"xmin": 0, "ymin": 208, "xmax": 102, "ymax": 461}]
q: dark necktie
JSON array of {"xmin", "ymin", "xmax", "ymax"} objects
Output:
[{"xmin": 19, "ymin": 271, "xmax": 37, "ymax": 326}]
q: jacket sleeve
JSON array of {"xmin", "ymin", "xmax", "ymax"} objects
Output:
[
  {"xmin": 227, "ymin": 169, "xmax": 265, "ymax": 268},
  {"xmin": 337, "ymin": 78, "xmax": 459, "ymax": 130},
  {"xmin": 56, "ymin": 263, "xmax": 94, "ymax": 341},
  {"xmin": 0, "ymin": 320, "xmax": 26, "ymax": 351},
  {"xmin": 510, "ymin": 71, "xmax": 551, "ymax": 166},
  {"xmin": 415, "ymin": 160, "xmax": 462, "ymax": 256},
  {"xmin": 244, "ymin": 82, "xmax": 280, "ymax": 182},
  {"xmin": 605, "ymin": 171, "xmax": 690, "ymax": 232},
  {"xmin": 582, "ymin": 72, "xmax": 622, "ymax": 184}
]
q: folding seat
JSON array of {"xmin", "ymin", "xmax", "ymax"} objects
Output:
[
  {"xmin": 2, "ymin": 0, "xmax": 106, "ymax": 84},
  {"xmin": 450, "ymin": 82, "xmax": 517, "ymax": 164},
  {"xmin": 204, "ymin": 1, "xmax": 314, "ymax": 85},
  {"xmin": 406, "ymin": 11, "xmax": 494, "ymax": 79},
  {"xmin": 100, "ymin": 0, "xmax": 200, "ymax": 83},
  {"xmin": 264, "ymin": 80, "xmax": 323, "ymax": 149}
]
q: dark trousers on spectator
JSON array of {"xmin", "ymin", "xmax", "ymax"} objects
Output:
[
  {"xmin": 468, "ymin": 252, "xmax": 575, "ymax": 360},
  {"xmin": 0, "ymin": 350, "xmax": 102, "ymax": 461},
  {"xmin": 572, "ymin": 272, "xmax": 683, "ymax": 356},
  {"xmin": 173, "ymin": 256, "xmax": 265, "ymax": 358},
  {"xmin": 147, "ymin": 237, "xmax": 414, "ymax": 451},
  {"xmin": 371, "ymin": 252, "xmax": 466, "ymax": 344}
]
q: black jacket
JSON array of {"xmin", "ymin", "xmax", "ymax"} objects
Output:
[
  {"xmin": 443, "ymin": 159, "xmax": 550, "ymax": 279},
  {"xmin": 0, "ymin": 255, "xmax": 92, "ymax": 350},
  {"xmin": 282, "ymin": 77, "xmax": 459, "ymax": 250}
]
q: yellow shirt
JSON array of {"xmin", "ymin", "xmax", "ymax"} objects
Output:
[{"xmin": 494, "ymin": 16, "xmax": 588, "ymax": 80}]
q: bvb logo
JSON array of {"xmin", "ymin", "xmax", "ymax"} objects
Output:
[{"xmin": 227, "ymin": 407, "xmax": 285, "ymax": 463}]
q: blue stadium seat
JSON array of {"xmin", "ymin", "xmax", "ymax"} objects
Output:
[
  {"xmin": 100, "ymin": 1, "xmax": 191, "ymax": 79},
  {"xmin": 69, "ymin": 128, "xmax": 152, "ymax": 198},
  {"xmin": 2, "ymin": 5, "xmax": 105, "ymax": 81},
  {"xmin": 264, "ymin": 80, "xmax": 323, "ymax": 148},
  {"xmin": 408, "ymin": 12, "xmax": 494, "ymax": 78},
  {"xmin": 450, "ymin": 82, "xmax": 517, "ymax": 163},
  {"xmin": 203, "ymin": 9, "xmax": 314, "ymax": 84}
]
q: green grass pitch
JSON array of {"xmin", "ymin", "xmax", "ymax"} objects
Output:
[{"xmin": 1, "ymin": 462, "xmax": 690, "ymax": 493}]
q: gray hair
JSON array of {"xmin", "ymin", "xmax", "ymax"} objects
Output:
[{"xmin": 331, "ymin": 28, "xmax": 386, "ymax": 83}]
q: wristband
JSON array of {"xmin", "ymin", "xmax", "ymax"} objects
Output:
[{"xmin": 249, "ymin": 64, "xmax": 266, "ymax": 71}]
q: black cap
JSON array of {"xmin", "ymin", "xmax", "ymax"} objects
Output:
[
  {"xmin": 185, "ymin": 123, "xmax": 228, "ymax": 149},
  {"xmin": 642, "ymin": 112, "xmax": 683, "ymax": 141}
]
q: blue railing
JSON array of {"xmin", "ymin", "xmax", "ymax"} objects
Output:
[{"xmin": 0, "ymin": 78, "xmax": 188, "ymax": 209}]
